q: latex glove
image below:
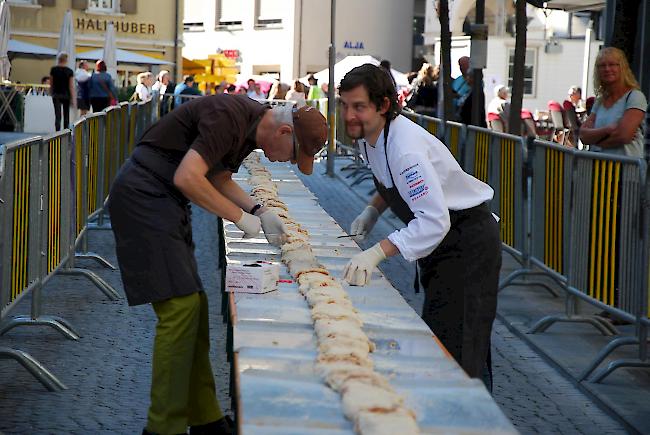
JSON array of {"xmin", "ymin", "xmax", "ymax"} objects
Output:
[
  {"xmin": 343, "ymin": 243, "xmax": 386, "ymax": 286},
  {"xmin": 259, "ymin": 210, "xmax": 288, "ymax": 247},
  {"xmin": 350, "ymin": 205, "xmax": 379, "ymax": 241},
  {"xmin": 235, "ymin": 211, "xmax": 261, "ymax": 238}
]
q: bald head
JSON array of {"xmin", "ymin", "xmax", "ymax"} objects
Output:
[{"xmin": 459, "ymin": 56, "xmax": 470, "ymax": 75}]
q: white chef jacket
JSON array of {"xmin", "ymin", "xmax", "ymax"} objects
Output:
[{"xmin": 360, "ymin": 114, "xmax": 494, "ymax": 262}]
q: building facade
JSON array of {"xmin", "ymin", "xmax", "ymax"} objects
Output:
[
  {"xmin": 182, "ymin": 0, "xmax": 415, "ymax": 82},
  {"xmin": 424, "ymin": 0, "xmax": 605, "ymax": 113},
  {"xmin": 7, "ymin": 0, "xmax": 182, "ymax": 86}
]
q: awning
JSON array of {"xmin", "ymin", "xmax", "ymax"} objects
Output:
[
  {"xmin": 77, "ymin": 48, "xmax": 173, "ymax": 65},
  {"xmin": 8, "ymin": 39, "xmax": 57, "ymax": 57}
]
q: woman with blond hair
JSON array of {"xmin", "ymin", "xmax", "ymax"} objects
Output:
[
  {"xmin": 580, "ymin": 47, "xmax": 646, "ymax": 157},
  {"xmin": 407, "ymin": 63, "xmax": 438, "ymax": 116}
]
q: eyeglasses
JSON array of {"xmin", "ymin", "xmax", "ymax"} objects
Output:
[{"xmin": 596, "ymin": 62, "xmax": 620, "ymax": 69}]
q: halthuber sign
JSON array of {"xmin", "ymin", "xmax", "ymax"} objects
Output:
[{"xmin": 76, "ymin": 18, "xmax": 156, "ymax": 34}]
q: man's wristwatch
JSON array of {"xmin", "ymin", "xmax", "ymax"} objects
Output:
[{"xmin": 249, "ymin": 204, "xmax": 263, "ymax": 215}]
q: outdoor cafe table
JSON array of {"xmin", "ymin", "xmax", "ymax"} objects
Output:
[{"xmin": 223, "ymin": 155, "xmax": 518, "ymax": 434}]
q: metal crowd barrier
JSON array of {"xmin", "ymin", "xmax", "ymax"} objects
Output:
[
  {"xmin": 0, "ymin": 137, "xmax": 65, "ymax": 391},
  {"xmin": 0, "ymin": 98, "xmax": 160, "ymax": 391},
  {"xmin": 500, "ymin": 139, "xmax": 573, "ymax": 298},
  {"xmin": 0, "ymin": 134, "xmax": 76, "ymax": 391},
  {"xmin": 127, "ymin": 101, "xmax": 138, "ymax": 157},
  {"xmin": 567, "ymin": 153, "xmax": 648, "ymax": 381},
  {"xmin": 444, "ymin": 121, "xmax": 466, "ymax": 164},
  {"xmin": 400, "ymin": 109, "xmax": 650, "ymax": 384},
  {"xmin": 69, "ymin": 118, "xmax": 117, "ymax": 277}
]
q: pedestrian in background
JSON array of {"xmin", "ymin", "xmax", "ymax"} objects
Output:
[
  {"xmin": 580, "ymin": 47, "xmax": 647, "ymax": 158},
  {"xmin": 89, "ymin": 60, "xmax": 118, "ymax": 112},
  {"xmin": 268, "ymin": 81, "xmax": 289, "ymax": 100},
  {"xmin": 152, "ymin": 70, "xmax": 170, "ymax": 98},
  {"xmin": 49, "ymin": 52, "xmax": 75, "ymax": 131},
  {"xmin": 452, "ymin": 56, "xmax": 471, "ymax": 118},
  {"xmin": 134, "ymin": 72, "xmax": 154, "ymax": 101},
  {"xmin": 307, "ymin": 74, "xmax": 324, "ymax": 100},
  {"xmin": 486, "ymin": 85, "xmax": 510, "ymax": 132},
  {"xmin": 285, "ymin": 80, "xmax": 307, "ymax": 107},
  {"xmin": 247, "ymin": 81, "xmax": 266, "ymax": 101},
  {"xmin": 75, "ymin": 60, "xmax": 91, "ymax": 116},
  {"xmin": 407, "ymin": 63, "xmax": 438, "ymax": 117},
  {"xmin": 152, "ymin": 70, "xmax": 171, "ymax": 116},
  {"xmin": 379, "ymin": 59, "xmax": 397, "ymax": 91},
  {"xmin": 174, "ymin": 75, "xmax": 199, "ymax": 106}
]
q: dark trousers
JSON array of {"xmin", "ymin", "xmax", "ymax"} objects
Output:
[
  {"xmin": 90, "ymin": 97, "xmax": 110, "ymax": 113},
  {"xmin": 52, "ymin": 96, "xmax": 70, "ymax": 131},
  {"xmin": 419, "ymin": 204, "xmax": 501, "ymax": 380}
]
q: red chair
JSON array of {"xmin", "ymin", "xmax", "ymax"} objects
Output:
[
  {"xmin": 521, "ymin": 109, "xmax": 537, "ymax": 138},
  {"xmin": 548, "ymin": 100, "xmax": 569, "ymax": 145}
]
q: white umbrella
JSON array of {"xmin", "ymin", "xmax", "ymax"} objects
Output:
[
  {"xmin": 0, "ymin": 0, "xmax": 11, "ymax": 81},
  {"xmin": 102, "ymin": 22, "xmax": 117, "ymax": 80},
  {"xmin": 307, "ymin": 55, "xmax": 409, "ymax": 88},
  {"xmin": 57, "ymin": 9, "xmax": 75, "ymax": 69}
]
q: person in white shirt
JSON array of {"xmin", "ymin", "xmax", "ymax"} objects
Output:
[
  {"xmin": 74, "ymin": 60, "xmax": 92, "ymax": 116},
  {"xmin": 152, "ymin": 70, "xmax": 170, "ymax": 98},
  {"xmin": 339, "ymin": 64, "xmax": 501, "ymax": 387},
  {"xmin": 135, "ymin": 72, "xmax": 154, "ymax": 101}
]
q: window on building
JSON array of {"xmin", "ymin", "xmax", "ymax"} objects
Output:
[
  {"xmin": 256, "ymin": 0, "xmax": 283, "ymax": 29},
  {"xmin": 508, "ymin": 48, "xmax": 535, "ymax": 96},
  {"xmin": 217, "ymin": 0, "xmax": 243, "ymax": 28},
  {"xmin": 88, "ymin": 0, "xmax": 119, "ymax": 13},
  {"xmin": 184, "ymin": 0, "xmax": 205, "ymax": 32}
]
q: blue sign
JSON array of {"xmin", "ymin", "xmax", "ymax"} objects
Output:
[{"xmin": 343, "ymin": 41, "xmax": 365, "ymax": 50}]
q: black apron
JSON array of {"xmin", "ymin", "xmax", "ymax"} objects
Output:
[
  {"xmin": 366, "ymin": 122, "xmax": 501, "ymax": 383},
  {"xmin": 106, "ymin": 145, "xmax": 203, "ymax": 306}
]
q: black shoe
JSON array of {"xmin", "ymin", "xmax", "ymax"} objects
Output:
[
  {"xmin": 142, "ymin": 429, "xmax": 187, "ymax": 435},
  {"xmin": 189, "ymin": 416, "xmax": 234, "ymax": 435}
]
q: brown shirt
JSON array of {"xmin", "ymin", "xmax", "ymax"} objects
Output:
[{"xmin": 138, "ymin": 94, "xmax": 269, "ymax": 172}]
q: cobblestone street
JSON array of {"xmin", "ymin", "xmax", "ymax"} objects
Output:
[{"xmin": 0, "ymin": 209, "xmax": 232, "ymax": 434}]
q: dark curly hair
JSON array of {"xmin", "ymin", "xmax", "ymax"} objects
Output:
[{"xmin": 338, "ymin": 63, "xmax": 400, "ymax": 121}]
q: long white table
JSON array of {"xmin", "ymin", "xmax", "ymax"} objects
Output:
[{"xmin": 224, "ymin": 156, "xmax": 518, "ymax": 434}]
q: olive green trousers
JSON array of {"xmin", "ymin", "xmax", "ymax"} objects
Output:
[{"xmin": 146, "ymin": 291, "xmax": 223, "ymax": 434}]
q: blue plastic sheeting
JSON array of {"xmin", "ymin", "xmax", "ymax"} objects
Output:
[{"xmin": 226, "ymin": 155, "xmax": 518, "ymax": 434}]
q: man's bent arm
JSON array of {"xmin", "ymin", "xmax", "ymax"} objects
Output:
[
  {"xmin": 173, "ymin": 150, "xmax": 243, "ymax": 222},
  {"xmin": 209, "ymin": 170, "xmax": 261, "ymax": 214}
]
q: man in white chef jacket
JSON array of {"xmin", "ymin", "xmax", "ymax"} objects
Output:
[{"xmin": 340, "ymin": 64, "xmax": 501, "ymax": 386}]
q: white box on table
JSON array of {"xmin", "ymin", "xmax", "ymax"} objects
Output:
[{"xmin": 225, "ymin": 261, "xmax": 280, "ymax": 293}]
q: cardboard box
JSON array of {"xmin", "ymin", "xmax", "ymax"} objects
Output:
[{"xmin": 225, "ymin": 261, "xmax": 280, "ymax": 294}]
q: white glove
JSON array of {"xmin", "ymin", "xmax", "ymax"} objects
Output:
[
  {"xmin": 343, "ymin": 243, "xmax": 386, "ymax": 286},
  {"xmin": 350, "ymin": 206, "xmax": 379, "ymax": 241},
  {"xmin": 235, "ymin": 211, "xmax": 261, "ymax": 238},
  {"xmin": 259, "ymin": 210, "xmax": 288, "ymax": 247}
]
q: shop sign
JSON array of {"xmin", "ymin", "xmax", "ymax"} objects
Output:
[
  {"xmin": 223, "ymin": 49, "xmax": 239, "ymax": 59},
  {"xmin": 76, "ymin": 18, "xmax": 156, "ymax": 34},
  {"xmin": 343, "ymin": 41, "xmax": 365, "ymax": 49}
]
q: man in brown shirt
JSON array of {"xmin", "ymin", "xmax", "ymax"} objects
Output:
[{"xmin": 107, "ymin": 94, "xmax": 327, "ymax": 435}]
